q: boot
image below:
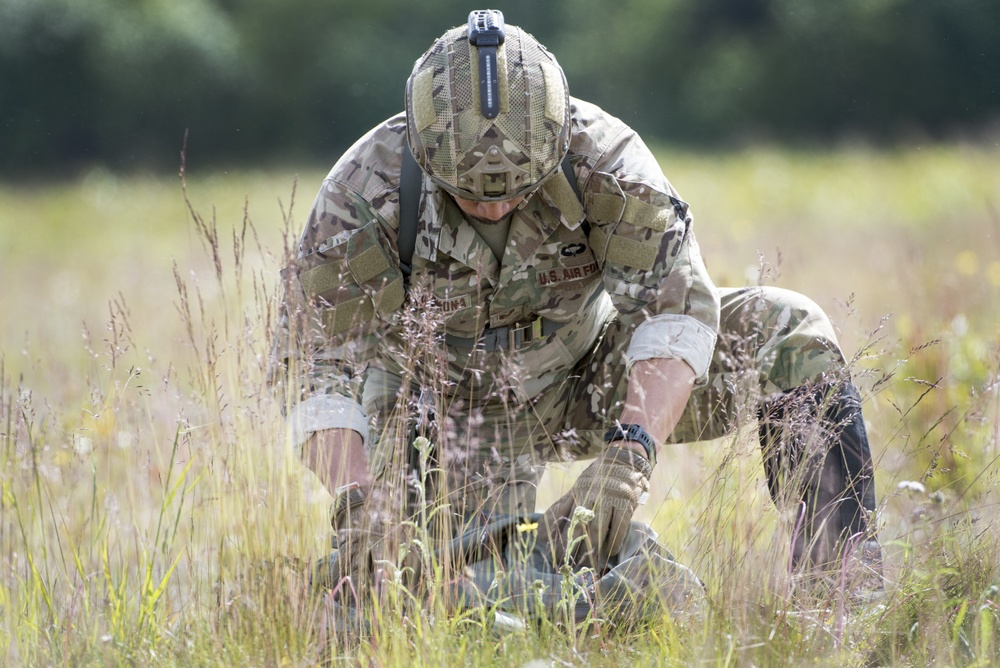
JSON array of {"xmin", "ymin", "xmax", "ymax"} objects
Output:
[{"xmin": 758, "ymin": 382, "xmax": 883, "ymax": 594}]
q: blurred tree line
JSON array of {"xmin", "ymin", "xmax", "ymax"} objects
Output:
[{"xmin": 2, "ymin": 0, "xmax": 998, "ymax": 176}]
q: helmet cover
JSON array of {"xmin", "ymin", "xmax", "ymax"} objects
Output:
[{"xmin": 405, "ymin": 14, "xmax": 571, "ymax": 201}]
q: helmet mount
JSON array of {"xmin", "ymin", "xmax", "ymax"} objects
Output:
[{"xmin": 460, "ymin": 144, "xmax": 530, "ymax": 197}]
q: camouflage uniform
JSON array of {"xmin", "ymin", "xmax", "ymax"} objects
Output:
[
  {"xmin": 277, "ymin": 19, "xmax": 882, "ymax": 619},
  {"xmin": 273, "ymin": 98, "xmax": 853, "ymax": 525}
]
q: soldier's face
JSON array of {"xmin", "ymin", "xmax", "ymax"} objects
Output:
[{"xmin": 451, "ymin": 195, "xmax": 525, "ymax": 224}]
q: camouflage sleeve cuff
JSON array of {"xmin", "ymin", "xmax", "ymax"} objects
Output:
[
  {"xmin": 624, "ymin": 314, "xmax": 718, "ymax": 384},
  {"xmin": 287, "ymin": 394, "xmax": 369, "ymax": 452}
]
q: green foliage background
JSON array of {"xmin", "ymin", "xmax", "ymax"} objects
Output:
[{"xmin": 2, "ymin": 0, "xmax": 999, "ymax": 175}]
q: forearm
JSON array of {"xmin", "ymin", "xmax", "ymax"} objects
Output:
[
  {"xmin": 617, "ymin": 356, "xmax": 696, "ymax": 459},
  {"xmin": 543, "ymin": 357, "xmax": 691, "ymax": 563},
  {"xmin": 302, "ymin": 428, "xmax": 373, "ymax": 494}
]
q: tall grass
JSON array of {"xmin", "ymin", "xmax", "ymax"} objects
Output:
[{"xmin": 0, "ymin": 141, "xmax": 998, "ymax": 665}]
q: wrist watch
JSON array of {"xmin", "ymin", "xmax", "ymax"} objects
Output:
[{"xmin": 603, "ymin": 423, "xmax": 656, "ymax": 465}]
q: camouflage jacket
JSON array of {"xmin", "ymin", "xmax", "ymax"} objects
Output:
[{"xmin": 272, "ymin": 98, "xmax": 720, "ymax": 447}]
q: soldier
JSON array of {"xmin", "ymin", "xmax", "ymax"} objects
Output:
[{"xmin": 271, "ymin": 10, "xmax": 883, "ymax": 616}]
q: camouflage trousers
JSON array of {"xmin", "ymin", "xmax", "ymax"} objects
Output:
[{"xmin": 365, "ymin": 285, "xmax": 856, "ymax": 526}]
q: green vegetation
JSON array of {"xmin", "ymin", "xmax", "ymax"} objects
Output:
[
  {"xmin": 2, "ymin": 0, "xmax": 998, "ymax": 174},
  {"xmin": 1, "ymin": 143, "xmax": 998, "ymax": 665}
]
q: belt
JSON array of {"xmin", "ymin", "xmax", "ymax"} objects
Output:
[{"xmin": 445, "ymin": 315, "xmax": 567, "ymax": 352}]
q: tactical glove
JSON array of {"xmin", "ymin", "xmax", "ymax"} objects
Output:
[
  {"xmin": 325, "ymin": 487, "xmax": 424, "ymax": 596},
  {"xmin": 538, "ymin": 446, "xmax": 653, "ymax": 568},
  {"xmin": 322, "ymin": 486, "xmax": 389, "ymax": 594}
]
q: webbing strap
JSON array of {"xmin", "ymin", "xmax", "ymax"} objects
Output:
[
  {"xmin": 444, "ymin": 316, "xmax": 562, "ymax": 352},
  {"xmin": 560, "ymin": 154, "xmax": 589, "ymax": 237},
  {"xmin": 398, "ymin": 146, "xmax": 422, "ymax": 277}
]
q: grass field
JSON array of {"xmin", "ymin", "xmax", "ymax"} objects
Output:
[{"xmin": 1, "ymin": 142, "xmax": 999, "ymax": 665}]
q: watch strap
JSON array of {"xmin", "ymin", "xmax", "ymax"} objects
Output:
[{"xmin": 603, "ymin": 423, "xmax": 656, "ymax": 465}]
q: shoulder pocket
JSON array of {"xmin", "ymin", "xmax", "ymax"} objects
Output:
[
  {"xmin": 584, "ymin": 173, "xmax": 664, "ymax": 271},
  {"xmin": 296, "ymin": 221, "xmax": 405, "ymax": 335}
]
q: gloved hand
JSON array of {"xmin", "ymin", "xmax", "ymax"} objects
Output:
[
  {"xmin": 326, "ymin": 487, "xmax": 424, "ymax": 596},
  {"xmin": 322, "ymin": 486, "xmax": 388, "ymax": 594},
  {"xmin": 537, "ymin": 446, "xmax": 653, "ymax": 568}
]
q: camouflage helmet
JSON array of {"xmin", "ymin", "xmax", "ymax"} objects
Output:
[{"xmin": 405, "ymin": 11, "xmax": 571, "ymax": 201}]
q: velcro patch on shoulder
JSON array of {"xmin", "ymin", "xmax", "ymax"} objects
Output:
[
  {"xmin": 299, "ymin": 260, "xmax": 348, "ymax": 297},
  {"xmin": 320, "ymin": 277, "xmax": 405, "ymax": 336},
  {"xmin": 322, "ymin": 293, "xmax": 375, "ymax": 335},
  {"xmin": 374, "ymin": 276, "xmax": 405, "ymax": 313},
  {"xmin": 589, "ymin": 225, "xmax": 658, "ymax": 271},
  {"xmin": 621, "ymin": 195, "xmax": 672, "ymax": 232},
  {"xmin": 587, "ymin": 193, "xmax": 625, "ymax": 223},
  {"xmin": 348, "ymin": 245, "xmax": 392, "ymax": 284}
]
